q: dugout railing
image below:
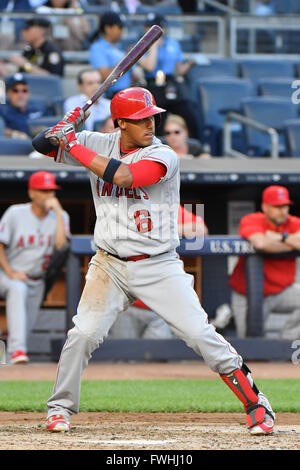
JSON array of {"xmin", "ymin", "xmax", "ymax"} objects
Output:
[{"xmin": 51, "ymin": 235, "xmax": 296, "ymax": 363}]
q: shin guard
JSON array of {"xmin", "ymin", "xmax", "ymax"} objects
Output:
[
  {"xmin": 220, "ymin": 363, "xmax": 259, "ymax": 408},
  {"xmin": 220, "ymin": 363, "xmax": 273, "ymax": 430}
]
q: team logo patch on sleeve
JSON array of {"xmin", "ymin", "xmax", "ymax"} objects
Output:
[{"xmin": 48, "ymin": 52, "xmax": 61, "ymax": 64}]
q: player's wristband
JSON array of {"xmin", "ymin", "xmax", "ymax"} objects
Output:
[
  {"xmin": 103, "ymin": 158, "xmax": 122, "ymax": 184},
  {"xmin": 68, "ymin": 144, "xmax": 97, "ymax": 168}
]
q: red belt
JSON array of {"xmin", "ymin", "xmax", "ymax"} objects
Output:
[
  {"xmin": 99, "ymin": 248, "xmax": 150, "ymax": 262},
  {"xmin": 28, "ymin": 276, "xmax": 42, "ymax": 281}
]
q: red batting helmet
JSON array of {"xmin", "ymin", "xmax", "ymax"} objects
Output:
[{"xmin": 110, "ymin": 87, "xmax": 166, "ymax": 126}]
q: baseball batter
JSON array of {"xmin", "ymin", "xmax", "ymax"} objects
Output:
[
  {"xmin": 32, "ymin": 87, "xmax": 275, "ymax": 435},
  {"xmin": 0, "ymin": 171, "xmax": 70, "ymax": 364}
]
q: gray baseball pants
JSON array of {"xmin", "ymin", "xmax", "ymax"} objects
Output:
[
  {"xmin": 231, "ymin": 282, "xmax": 300, "ymax": 339},
  {"xmin": 47, "ymin": 249, "xmax": 242, "ymax": 418},
  {"xmin": 0, "ymin": 271, "xmax": 45, "ymax": 354}
]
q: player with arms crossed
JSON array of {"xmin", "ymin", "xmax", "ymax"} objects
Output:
[{"xmin": 32, "ymin": 87, "xmax": 275, "ymax": 435}]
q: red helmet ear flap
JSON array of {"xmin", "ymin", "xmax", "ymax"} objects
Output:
[{"xmin": 110, "ymin": 87, "xmax": 166, "ymax": 126}]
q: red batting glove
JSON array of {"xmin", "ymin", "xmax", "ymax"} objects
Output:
[
  {"xmin": 63, "ymin": 107, "xmax": 89, "ymax": 131},
  {"xmin": 45, "ymin": 121, "xmax": 79, "ymax": 151},
  {"xmin": 45, "ymin": 120, "xmax": 97, "ymax": 168}
]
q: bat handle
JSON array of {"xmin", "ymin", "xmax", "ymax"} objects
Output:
[{"xmin": 49, "ymin": 136, "xmax": 60, "ymax": 146}]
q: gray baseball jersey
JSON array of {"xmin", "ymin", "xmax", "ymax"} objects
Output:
[
  {"xmin": 0, "ymin": 203, "xmax": 70, "ymax": 277},
  {"xmin": 57, "ymin": 130, "xmax": 180, "ymax": 258}
]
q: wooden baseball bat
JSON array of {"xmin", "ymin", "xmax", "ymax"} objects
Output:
[
  {"xmin": 49, "ymin": 24, "xmax": 163, "ymax": 145},
  {"xmin": 83, "ymin": 24, "xmax": 163, "ymax": 112}
]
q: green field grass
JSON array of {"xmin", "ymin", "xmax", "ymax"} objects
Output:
[{"xmin": 0, "ymin": 379, "xmax": 299, "ymax": 413}]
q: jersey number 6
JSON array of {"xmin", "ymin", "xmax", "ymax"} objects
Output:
[{"xmin": 134, "ymin": 210, "xmax": 152, "ymax": 233}]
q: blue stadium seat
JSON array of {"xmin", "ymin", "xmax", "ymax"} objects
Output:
[
  {"xmin": 18, "ymin": 74, "xmax": 64, "ymax": 114},
  {"xmin": 239, "ymin": 60, "xmax": 294, "ymax": 82},
  {"xmin": 273, "ymin": 0, "xmax": 293, "ymax": 13},
  {"xmin": 241, "ymin": 97, "xmax": 298, "ymax": 156},
  {"xmin": 0, "ymin": 137, "xmax": 33, "ymax": 155},
  {"xmin": 257, "ymin": 78, "xmax": 295, "ymax": 99},
  {"xmin": 274, "ymin": 0, "xmax": 300, "ymax": 13},
  {"xmin": 196, "ymin": 78, "xmax": 254, "ymax": 155},
  {"xmin": 284, "ymin": 119, "xmax": 300, "ymax": 157},
  {"xmin": 28, "ymin": 115, "xmax": 63, "ymax": 137},
  {"xmin": 0, "ymin": 116, "xmax": 4, "ymax": 136},
  {"xmin": 185, "ymin": 59, "xmax": 239, "ymax": 102}
]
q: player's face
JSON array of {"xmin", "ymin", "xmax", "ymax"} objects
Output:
[
  {"xmin": 29, "ymin": 189, "xmax": 56, "ymax": 212},
  {"xmin": 262, "ymin": 203, "xmax": 290, "ymax": 226},
  {"xmin": 118, "ymin": 116, "xmax": 155, "ymax": 148}
]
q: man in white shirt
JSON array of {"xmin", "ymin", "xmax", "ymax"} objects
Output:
[{"xmin": 64, "ymin": 68, "xmax": 111, "ymax": 132}]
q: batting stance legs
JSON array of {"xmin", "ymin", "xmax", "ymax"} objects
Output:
[{"xmin": 46, "ymin": 250, "xmax": 275, "ymax": 434}]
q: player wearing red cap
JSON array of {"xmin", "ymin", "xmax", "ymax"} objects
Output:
[
  {"xmin": 33, "ymin": 87, "xmax": 275, "ymax": 436},
  {"xmin": 0, "ymin": 171, "xmax": 70, "ymax": 364},
  {"xmin": 230, "ymin": 185, "xmax": 300, "ymax": 339}
]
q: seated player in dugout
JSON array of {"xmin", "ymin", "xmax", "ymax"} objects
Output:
[
  {"xmin": 32, "ymin": 87, "xmax": 275, "ymax": 435},
  {"xmin": 230, "ymin": 185, "xmax": 300, "ymax": 340},
  {"xmin": 0, "ymin": 171, "xmax": 70, "ymax": 364}
]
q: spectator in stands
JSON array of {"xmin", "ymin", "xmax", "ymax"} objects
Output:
[
  {"xmin": 138, "ymin": 13, "xmax": 199, "ymax": 139},
  {"xmin": 110, "ymin": 202, "xmax": 208, "ymax": 339},
  {"xmin": 229, "ymin": 185, "xmax": 300, "ymax": 340},
  {"xmin": 0, "ymin": 171, "xmax": 70, "ymax": 364},
  {"xmin": 89, "ymin": 11, "xmax": 132, "ymax": 99},
  {"xmin": 9, "ymin": 18, "xmax": 65, "ymax": 76},
  {"xmin": 0, "ymin": 73, "xmax": 46, "ymax": 139},
  {"xmin": 163, "ymin": 114, "xmax": 211, "ymax": 159},
  {"xmin": 64, "ymin": 69, "xmax": 111, "ymax": 131},
  {"xmin": 35, "ymin": 0, "xmax": 91, "ymax": 51},
  {"xmin": 253, "ymin": 0, "xmax": 276, "ymax": 15}
]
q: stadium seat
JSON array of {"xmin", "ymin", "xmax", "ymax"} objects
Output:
[
  {"xmin": 28, "ymin": 115, "xmax": 63, "ymax": 138},
  {"xmin": 19, "ymin": 74, "xmax": 64, "ymax": 114},
  {"xmin": 257, "ymin": 77, "xmax": 296, "ymax": 99},
  {"xmin": 274, "ymin": 0, "xmax": 293, "ymax": 13},
  {"xmin": 274, "ymin": 0, "xmax": 300, "ymax": 13},
  {"xmin": 284, "ymin": 119, "xmax": 300, "ymax": 157},
  {"xmin": 0, "ymin": 116, "xmax": 4, "ymax": 136},
  {"xmin": 185, "ymin": 59, "xmax": 239, "ymax": 102},
  {"xmin": 257, "ymin": 77, "xmax": 300, "ymax": 112},
  {"xmin": 196, "ymin": 78, "xmax": 254, "ymax": 155},
  {"xmin": 239, "ymin": 60, "xmax": 294, "ymax": 82},
  {"xmin": 241, "ymin": 97, "xmax": 298, "ymax": 157},
  {"xmin": 0, "ymin": 137, "xmax": 33, "ymax": 155}
]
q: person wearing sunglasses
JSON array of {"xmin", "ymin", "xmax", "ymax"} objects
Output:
[
  {"xmin": 0, "ymin": 73, "xmax": 46, "ymax": 139},
  {"xmin": 163, "ymin": 114, "xmax": 211, "ymax": 159}
]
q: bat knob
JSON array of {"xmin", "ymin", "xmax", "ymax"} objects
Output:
[{"xmin": 49, "ymin": 136, "xmax": 60, "ymax": 147}]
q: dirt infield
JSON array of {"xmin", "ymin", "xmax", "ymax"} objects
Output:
[{"xmin": 0, "ymin": 361, "xmax": 299, "ymax": 450}]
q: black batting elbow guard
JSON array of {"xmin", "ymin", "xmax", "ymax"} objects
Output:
[{"xmin": 32, "ymin": 128, "xmax": 58, "ymax": 156}]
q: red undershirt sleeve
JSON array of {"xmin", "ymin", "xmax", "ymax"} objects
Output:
[{"xmin": 127, "ymin": 159, "xmax": 167, "ymax": 188}]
